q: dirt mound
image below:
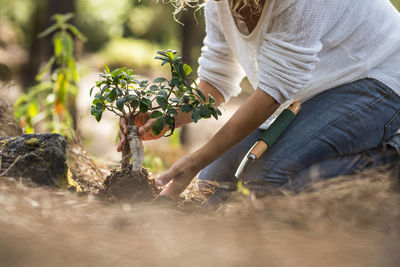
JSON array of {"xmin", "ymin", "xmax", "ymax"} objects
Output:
[{"xmin": 100, "ymin": 168, "xmax": 160, "ymax": 201}]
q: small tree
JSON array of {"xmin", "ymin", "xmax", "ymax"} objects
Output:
[{"xmin": 90, "ymin": 50, "xmax": 222, "ymax": 173}]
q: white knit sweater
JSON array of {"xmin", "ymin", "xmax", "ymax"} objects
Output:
[{"xmin": 198, "ymin": 0, "xmax": 400, "ymax": 129}]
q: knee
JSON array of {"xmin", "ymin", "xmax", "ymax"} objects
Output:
[{"xmin": 242, "ymin": 154, "xmax": 305, "ymax": 190}]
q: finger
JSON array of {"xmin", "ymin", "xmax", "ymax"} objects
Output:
[
  {"xmin": 159, "ymin": 179, "xmax": 188, "ymax": 199},
  {"xmin": 159, "ymin": 181, "xmax": 180, "ymax": 199},
  {"xmin": 120, "ymin": 117, "xmax": 128, "ymax": 135},
  {"xmin": 139, "ymin": 118, "xmax": 156, "ymax": 138},
  {"xmin": 156, "ymin": 169, "xmax": 174, "ymax": 187},
  {"xmin": 117, "ymin": 131, "xmax": 126, "ymax": 152}
]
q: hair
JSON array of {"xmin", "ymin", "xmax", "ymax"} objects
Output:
[{"xmin": 169, "ymin": 0, "xmax": 262, "ymax": 18}]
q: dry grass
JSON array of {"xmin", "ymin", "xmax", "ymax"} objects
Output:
[{"xmin": 0, "ymin": 169, "xmax": 399, "ymax": 267}]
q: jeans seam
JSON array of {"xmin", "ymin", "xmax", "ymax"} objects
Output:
[{"xmin": 262, "ymin": 87, "xmax": 393, "ymax": 183}]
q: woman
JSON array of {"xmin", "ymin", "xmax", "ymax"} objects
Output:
[{"xmin": 118, "ymin": 0, "xmax": 400, "ymax": 198}]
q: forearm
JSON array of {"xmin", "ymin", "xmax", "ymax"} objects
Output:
[
  {"xmin": 174, "ymin": 79, "xmax": 225, "ymax": 128},
  {"xmin": 191, "ymin": 88, "xmax": 280, "ymax": 169}
]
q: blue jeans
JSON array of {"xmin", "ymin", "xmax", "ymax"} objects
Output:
[{"xmin": 198, "ymin": 79, "xmax": 400, "ymax": 193}]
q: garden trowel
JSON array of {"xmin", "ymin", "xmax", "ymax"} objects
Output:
[{"xmin": 235, "ymin": 101, "xmax": 302, "ymax": 180}]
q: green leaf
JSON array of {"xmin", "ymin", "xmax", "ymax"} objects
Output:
[
  {"xmin": 130, "ymin": 99, "xmax": 139, "ymax": 109},
  {"xmin": 167, "ymin": 51, "xmax": 175, "ymax": 59},
  {"xmin": 210, "ymin": 107, "xmax": 219, "ymax": 120},
  {"xmin": 152, "ymin": 116, "xmax": 165, "ymax": 136},
  {"xmin": 191, "ymin": 107, "xmax": 201, "ymax": 123},
  {"xmin": 151, "ymin": 110, "xmax": 163, "ymax": 118},
  {"xmin": 101, "ymin": 84, "xmax": 109, "ymax": 95},
  {"xmin": 37, "ymin": 24, "xmax": 58, "ymax": 39},
  {"xmin": 139, "ymin": 80, "xmax": 149, "ymax": 88},
  {"xmin": 183, "ymin": 95, "xmax": 190, "ymax": 103},
  {"xmin": 200, "ymin": 105, "xmax": 212, "ymax": 118},
  {"xmin": 156, "ymin": 50, "xmax": 168, "ymax": 57},
  {"xmin": 150, "ymin": 85, "xmax": 159, "ymax": 91},
  {"xmin": 91, "ymin": 105, "xmax": 96, "ymax": 116},
  {"xmin": 108, "ymin": 88, "xmax": 117, "ymax": 102},
  {"xmin": 170, "ymin": 98, "xmax": 183, "ymax": 103},
  {"xmin": 139, "ymin": 97, "xmax": 152, "ymax": 113},
  {"xmin": 156, "ymin": 95, "xmax": 168, "ymax": 111},
  {"xmin": 155, "ymin": 56, "xmax": 168, "ymax": 61},
  {"xmin": 67, "ymin": 24, "xmax": 87, "ymax": 42},
  {"xmin": 208, "ymin": 94, "xmax": 216, "ymax": 104},
  {"xmin": 153, "ymin": 77, "xmax": 167, "ymax": 83},
  {"xmin": 125, "ymin": 95, "xmax": 138, "ymax": 102},
  {"xmin": 158, "ymin": 90, "xmax": 168, "ymax": 98},
  {"xmin": 104, "ymin": 64, "xmax": 110, "ymax": 74},
  {"xmin": 183, "ymin": 64, "xmax": 192, "ymax": 77},
  {"xmin": 180, "ymin": 104, "xmax": 193, "ymax": 113},
  {"xmin": 196, "ymin": 89, "xmax": 206, "ymax": 102},
  {"xmin": 141, "ymin": 97, "xmax": 152, "ymax": 109},
  {"xmin": 89, "ymin": 86, "xmax": 95, "ymax": 97},
  {"xmin": 95, "ymin": 102, "xmax": 104, "ymax": 110},
  {"xmin": 165, "ymin": 115, "xmax": 175, "ymax": 125},
  {"xmin": 116, "ymin": 98, "xmax": 124, "ymax": 111},
  {"xmin": 95, "ymin": 109, "xmax": 103, "ymax": 122},
  {"xmin": 166, "ymin": 108, "xmax": 178, "ymax": 116},
  {"xmin": 168, "ymin": 77, "xmax": 181, "ymax": 87}
]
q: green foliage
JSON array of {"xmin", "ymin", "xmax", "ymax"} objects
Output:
[
  {"xmin": 90, "ymin": 49, "xmax": 222, "ymax": 136},
  {"xmin": 15, "ymin": 13, "xmax": 86, "ymax": 137}
]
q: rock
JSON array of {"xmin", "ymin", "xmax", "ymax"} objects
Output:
[{"xmin": 0, "ymin": 134, "xmax": 81, "ymax": 191}]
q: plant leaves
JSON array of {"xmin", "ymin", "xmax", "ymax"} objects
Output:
[
  {"xmin": 101, "ymin": 84, "xmax": 109, "ymax": 95},
  {"xmin": 158, "ymin": 90, "xmax": 168, "ymax": 98},
  {"xmin": 196, "ymin": 89, "xmax": 206, "ymax": 102},
  {"xmin": 116, "ymin": 98, "xmax": 124, "ymax": 111},
  {"xmin": 89, "ymin": 86, "xmax": 95, "ymax": 97},
  {"xmin": 183, "ymin": 64, "xmax": 192, "ymax": 77},
  {"xmin": 168, "ymin": 77, "xmax": 181, "ymax": 88},
  {"xmin": 152, "ymin": 116, "xmax": 165, "ymax": 136},
  {"xmin": 166, "ymin": 108, "xmax": 178, "ymax": 116},
  {"xmin": 191, "ymin": 107, "xmax": 201, "ymax": 123},
  {"xmin": 141, "ymin": 97, "xmax": 152, "ymax": 108},
  {"xmin": 165, "ymin": 114, "xmax": 175, "ymax": 125},
  {"xmin": 200, "ymin": 105, "xmax": 212, "ymax": 118},
  {"xmin": 180, "ymin": 104, "xmax": 193, "ymax": 113},
  {"xmin": 104, "ymin": 64, "xmax": 110, "ymax": 74},
  {"xmin": 95, "ymin": 109, "xmax": 103, "ymax": 122},
  {"xmin": 151, "ymin": 110, "xmax": 163, "ymax": 118},
  {"xmin": 156, "ymin": 95, "xmax": 168, "ymax": 111},
  {"xmin": 153, "ymin": 77, "xmax": 167, "ymax": 83},
  {"xmin": 130, "ymin": 99, "xmax": 139, "ymax": 109}
]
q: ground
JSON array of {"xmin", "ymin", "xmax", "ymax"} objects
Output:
[
  {"xmin": 1, "ymin": 78, "xmax": 400, "ymax": 266},
  {"xmin": 0, "ymin": 171, "xmax": 399, "ymax": 267}
]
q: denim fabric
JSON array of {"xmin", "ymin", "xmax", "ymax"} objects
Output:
[{"xmin": 198, "ymin": 78, "xmax": 400, "ymax": 193}]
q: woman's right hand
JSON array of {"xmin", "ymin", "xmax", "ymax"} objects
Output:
[{"xmin": 116, "ymin": 113, "xmax": 168, "ymax": 152}]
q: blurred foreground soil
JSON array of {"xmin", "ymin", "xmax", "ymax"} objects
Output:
[{"xmin": 0, "ymin": 171, "xmax": 399, "ymax": 267}]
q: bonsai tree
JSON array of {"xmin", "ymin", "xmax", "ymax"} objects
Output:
[{"xmin": 90, "ymin": 50, "xmax": 222, "ymax": 174}]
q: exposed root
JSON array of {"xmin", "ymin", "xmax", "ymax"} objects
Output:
[{"xmin": 100, "ymin": 167, "xmax": 160, "ymax": 202}]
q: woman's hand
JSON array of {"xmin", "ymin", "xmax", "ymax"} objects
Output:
[
  {"xmin": 156, "ymin": 155, "xmax": 201, "ymax": 198},
  {"xmin": 116, "ymin": 113, "xmax": 169, "ymax": 152}
]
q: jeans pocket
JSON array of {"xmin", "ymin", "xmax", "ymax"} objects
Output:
[{"xmin": 382, "ymin": 110, "xmax": 400, "ymax": 144}]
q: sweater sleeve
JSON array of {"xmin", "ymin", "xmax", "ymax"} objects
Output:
[
  {"xmin": 198, "ymin": 2, "xmax": 246, "ymax": 102},
  {"xmin": 257, "ymin": 0, "xmax": 349, "ymax": 103}
]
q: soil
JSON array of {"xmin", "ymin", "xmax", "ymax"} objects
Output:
[{"xmin": 100, "ymin": 167, "xmax": 161, "ymax": 201}]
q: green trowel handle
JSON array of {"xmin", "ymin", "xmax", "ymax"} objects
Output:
[{"xmin": 249, "ymin": 101, "xmax": 301, "ymax": 160}]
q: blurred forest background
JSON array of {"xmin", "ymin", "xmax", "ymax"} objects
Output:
[
  {"xmin": 0, "ymin": 0, "xmax": 400, "ymax": 166},
  {"xmin": 0, "ymin": 0, "xmax": 207, "ymax": 167}
]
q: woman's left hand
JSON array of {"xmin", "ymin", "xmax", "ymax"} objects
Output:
[{"xmin": 156, "ymin": 155, "xmax": 201, "ymax": 198}]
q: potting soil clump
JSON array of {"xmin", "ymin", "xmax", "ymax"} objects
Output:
[{"xmin": 101, "ymin": 167, "xmax": 160, "ymax": 201}]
